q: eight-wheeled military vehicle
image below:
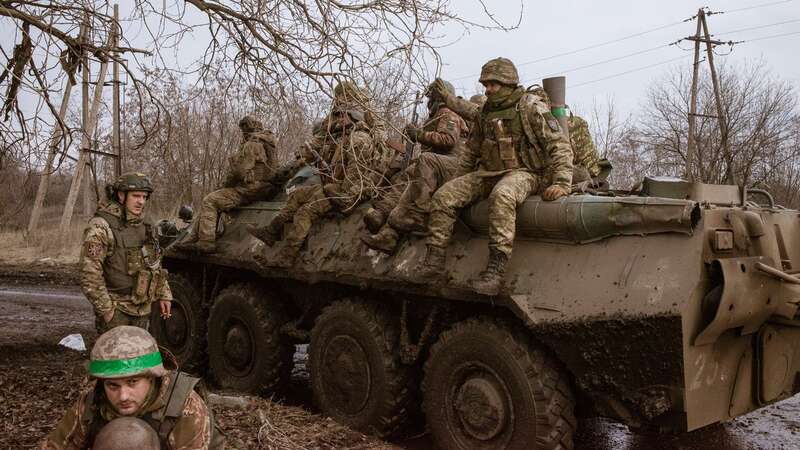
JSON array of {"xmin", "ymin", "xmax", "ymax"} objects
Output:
[{"xmin": 154, "ymin": 174, "xmax": 800, "ymax": 450}]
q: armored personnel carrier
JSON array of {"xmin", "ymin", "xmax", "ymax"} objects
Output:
[{"xmin": 154, "ymin": 175, "xmax": 800, "ymax": 450}]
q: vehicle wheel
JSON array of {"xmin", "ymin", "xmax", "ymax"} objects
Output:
[
  {"xmin": 207, "ymin": 283, "xmax": 292, "ymax": 394},
  {"xmin": 309, "ymin": 299, "xmax": 415, "ymax": 438},
  {"xmin": 149, "ymin": 272, "xmax": 207, "ymax": 374},
  {"xmin": 422, "ymin": 318, "xmax": 576, "ymax": 450}
]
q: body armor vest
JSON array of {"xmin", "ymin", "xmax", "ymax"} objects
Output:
[
  {"xmin": 95, "ymin": 211, "xmax": 163, "ymax": 304},
  {"xmin": 479, "ymin": 94, "xmax": 551, "ymax": 174}
]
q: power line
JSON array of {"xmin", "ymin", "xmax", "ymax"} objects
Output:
[
  {"xmin": 570, "ymin": 55, "xmax": 693, "ymax": 89},
  {"xmin": 720, "ymin": 0, "xmax": 795, "ymax": 14},
  {"xmin": 744, "ymin": 29, "xmax": 800, "ymax": 41},
  {"xmin": 715, "ymin": 18, "xmax": 800, "ymax": 36},
  {"xmin": 449, "ymin": 18, "xmax": 687, "ymax": 82}
]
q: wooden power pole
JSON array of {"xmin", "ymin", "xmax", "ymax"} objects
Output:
[
  {"xmin": 684, "ymin": 8, "xmax": 735, "ymax": 185},
  {"xmin": 112, "ymin": 3, "xmax": 122, "ymax": 177}
]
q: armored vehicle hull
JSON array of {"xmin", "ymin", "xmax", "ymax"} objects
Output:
[{"xmin": 158, "ymin": 177, "xmax": 800, "ymax": 449}]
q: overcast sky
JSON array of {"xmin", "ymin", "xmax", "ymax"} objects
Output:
[{"xmin": 435, "ymin": 0, "xmax": 799, "ymax": 116}]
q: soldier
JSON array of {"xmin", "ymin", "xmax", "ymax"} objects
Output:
[
  {"xmin": 80, "ymin": 172, "xmax": 172, "ymax": 335},
  {"xmin": 40, "ymin": 326, "xmax": 224, "ymax": 449},
  {"xmin": 418, "ymin": 57, "xmax": 574, "ymax": 296},
  {"xmin": 248, "ymin": 81, "xmax": 384, "ymax": 263},
  {"xmin": 361, "ymin": 80, "xmax": 469, "ymax": 253},
  {"xmin": 179, "ymin": 116, "xmax": 277, "ymax": 253}
]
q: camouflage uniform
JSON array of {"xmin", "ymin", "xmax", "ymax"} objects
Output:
[
  {"xmin": 80, "ymin": 175, "xmax": 172, "ymax": 335},
  {"xmin": 189, "ymin": 117, "xmax": 277, "ymax": 251},
  {"xmin": 40, "ymin": 326, "xmax": 222, "ymax": 450},
  {"xmin": 421, "ymin": 58, "xmax": 573, "ymax": 295},
  {"xmin": 251, "ymin": 82, "xmax": 384, "ymax": 260}
]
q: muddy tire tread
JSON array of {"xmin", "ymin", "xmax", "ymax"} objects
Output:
[
  {"xmin": 310, "ymin": 299, "xmax": 415, "ymax": 438},
  {"xmin": 151, "ymin": 272, "xmax": 207, "ymax": 374},
  {"xmin": 422, "ymin": 317, "xmax": 576, "ymax": 450},
  {"xmin": 207, "ymin": 282, "xmax": 292, "ymax": 394}
]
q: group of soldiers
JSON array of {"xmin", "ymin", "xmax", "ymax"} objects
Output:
[{"xmin": 41, "ymin": 56, "xmax": 606, "ymax": 449}]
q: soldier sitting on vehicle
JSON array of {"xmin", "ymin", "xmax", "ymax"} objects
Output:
[
  {"xmin": 361, "ymin": 80, "xmax": 470, "ymax": 254},
  {"xmin": 417, "ymin": 57, "xmax": 574, "ymax": 296},
  {"xmin": 80, "ymin": 172, "xmax": 172, "ymax": 335},
  {"xmin": 248, "ymin": 81, "xmax": 387, "ymax": 264},
  {"xmin": 429, "ymin": 80, "xmax": 610, "ymax": 193},
  {"xmin": 40, "ymin": 326, "xmax": 224, "ymax": 449},
  {"xmin": 178, "ymin": 115, "xmax": 278, "ymax": 253}
]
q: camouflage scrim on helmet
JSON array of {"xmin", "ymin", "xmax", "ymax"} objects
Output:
[
  {"xmin": 333, "ymin": 80, "xmax": 370, "ymax": 113},
  {"xmin": 479, "ymin": 57, "xmax": 519, "ymax": 86},
  {"xmin": 112, "ymin": 172, "xmax": 154, "ymax": 193},
  {"xmin": 238, "ymin": 115, "xmax": 264, "ymax": 133},
  {"xmin": 469, "ymin": 94, "xmax": 487, "ymax": 106},
  {"xmin": 93, "ymin": 417, "xmax": 160, "ymax": 450},
  {"xmin": 427, "ymin": 79, "xmax": 455, "ymax": 100},
  {"xmin": 90, "ymin": 326, "xmax": 166, "ymax": 379}
]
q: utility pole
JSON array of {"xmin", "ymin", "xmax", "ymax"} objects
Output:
[
  {"xmin": 59, "ymin": 19, "xmax": 114, "ymax": 233},
  {"xmin": 685, "ymin": 9, "xmax": 703, "ymax": 182},
  {"xmin": 684, "ymin": 8, "xmax": 735, "ymax": 185},
  {"xmin": 112, "ymin": 3, "xmax": 122, "ymax": 177}
]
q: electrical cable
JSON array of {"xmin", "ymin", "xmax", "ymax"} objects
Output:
[{"xmin": 570, "ymin": 54, "xmax": 694, "ymax": 88}]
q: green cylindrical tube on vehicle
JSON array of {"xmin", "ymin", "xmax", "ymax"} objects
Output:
[{"xmin": 542, "ymin": 76, "xmax": 570, "ymax": 139}]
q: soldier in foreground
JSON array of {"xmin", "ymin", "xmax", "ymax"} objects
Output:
[
  {"xmin": 80, "ymin": 172, "xmax": 172, "ymax": 334},
  {"xmin": 419, "ymin": 57, "xmax": 574, "ymax": 295},
  {"xmin": 40, "ymin": 326, "xmax": 222, "ymax": 449},
  {"xmin": 248, "ymin": 81, "xmax": 385, "ymax": 263},
  {"xmin": 362, "ymin": 80, "xmax": 469, "ymax": 253},
  {"xmin": 92, "ymin": 417, "xmax": 160, "ymax": 450},
  {"xmin": 179, "ymin": 116, "xmax": 277, "ymax": 253}
]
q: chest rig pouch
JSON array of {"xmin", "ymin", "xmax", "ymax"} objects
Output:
[
  {"xmin": 97, "ymin": 212, "xmax": 166, "ymax": 305},
  {"xmin": 479, "ymin": 107, "xmax": 523, "ymax": 172}
]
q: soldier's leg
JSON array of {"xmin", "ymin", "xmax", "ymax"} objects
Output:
[
  {"xmin": 426, "ymin": 172, "xmax": 488, "ymax": 249},
  {"xmin": 96, "ymin": 309, "xmax": 150, "ymax": 334},
  {"xmin": 250, "ymin": 185, "xmax": 317, "ymax": 244},
  {"xmin": 283, "ymin": 185, "xmax": 332, "ymax": 249},
  {"xmin": 486, "ymin": 171, "xmax": 540, "ymax": 257},
  {"xmin": 197, "ymin": 188, "xmax": 244, "ymax": 243},
  {"xmin": 388, "ymin": 153, "xmax": 461, "ymax": 233},
  {"xmin": 472, "ymin": 170, "xmax": 540, "ymax": 295}
]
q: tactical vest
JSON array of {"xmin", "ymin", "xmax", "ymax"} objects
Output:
[
  {"xmin": 478, "ymin": 93, "xmax": 552, "ymax": 174},
  {"xmin": 84, "ymin": 372, "xmax": 225, "ymax": 449},
  {"xmin": 95, "ymin": 211, "xmax": 164, "ymax": 305}
]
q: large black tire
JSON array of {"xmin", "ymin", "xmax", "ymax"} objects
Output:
[
  {"xmin": 150, "ymin": 272, "xmax": 207, "ymax": 374},
  {"xmin": 309, "ymin": 299, "xmax": 415, "ymax": 438},
  {"xmin": 422, "ymin": 318, "xmax": 576, "ymax": 450},
  {"xmin": 207, "ymin": 283, "xmax": 292, "ymax": 394}
]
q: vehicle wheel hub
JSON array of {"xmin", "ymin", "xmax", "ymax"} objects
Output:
[
  {"xmin": 321, "ymin": 335, "xmax": 371, "ymax": 414},
  {"xmin": 454, "ymin": 376, "xmax": 508, "ymax": 441},
  {"xmin": 224, "ymin": 323, "xmax": 252, "ymax": 370}
]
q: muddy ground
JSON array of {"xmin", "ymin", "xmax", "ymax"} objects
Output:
[{"xmin": 2, "ymin": 263, "xmax": 800, "ymax": 449}]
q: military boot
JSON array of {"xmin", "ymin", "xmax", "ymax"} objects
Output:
[
  {"xmin": 363, "ymin": 208, "xmax": 387, "ymax": 234},
  {"xmin": 361, "ymin": 227, "xmax": 399, "ymax": 254},
  {"xmin": 471, "ymin": 249, "xmax": 508, "ymax": 296},
  {"xmin": 247, "ymin": 215, "xmax": 287, "ymax": 246},
  {"xmin": 388, "ymin": 207, "xmax": 427, "ymax": 234},
  {"xmin": 417, "ymin": 245, "xmax": 446, "ymax": 282}
]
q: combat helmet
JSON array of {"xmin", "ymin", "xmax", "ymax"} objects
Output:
[
  {"xmin": 469, "ymin": 94, "xmax": 487, "ymax": 106},
  {"xmin": 479, "ymin": 57, "xmax": 519, "ymax": 86},
  {"xmin": 112, "ymin": 172, "xmax": 154, "ymax": 194},
  {"xmin": 238, "ymin": 115, "xmax": 264, "ymax": 133},
  {"xmin": 89, "ymin": 326, "xmax": 167, "ymax": 379},
  {"xmin": 93, "ymin": 417, "xmax": 160, "ymax": 450},
  {"xmin": 427, "ymin": 79, "xmax": 455, "ymax": 100}
]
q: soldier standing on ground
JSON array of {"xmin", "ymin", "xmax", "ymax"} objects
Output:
[
  {"xmin": 248, "ymin": 81, "xmax": 384, "ymax": 264},
  {"xmin": 418, "ymin": 57, "xmax": 574, "ymax": 296},
  {"xmin": 80, "ymin": 172, "xmax": 172, "ymax": 334},
  {"xmin": 40, "ymin": 326, "xmax": 223, "ymax": 449},
  {"xmin": 179, "ymin": 116, "xmax": 277, "ymax": 253},
  {"xmin": 361, "ymin": 80, "xmax": 469, "ymax": 253}
]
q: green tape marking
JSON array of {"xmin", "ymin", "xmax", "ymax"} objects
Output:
[
  {"xmin": 551, "ymin": 107, "xmax": 567, "ymax": 118},
  {"xmin": 89, "ymin": 351, "xmax": 162, "ymax": 377}
]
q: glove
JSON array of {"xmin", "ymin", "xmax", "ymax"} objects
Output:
[
  {"xmin": 404, "ymin": 124, "xmax": 423, "ymax": 143},
  {"xmin": 542, "ymin": 185, "xmax": 569, "ymax": 201},
  {"xmin": 428, "ymin": 78, "xmax": 451, "ymax": 101}
]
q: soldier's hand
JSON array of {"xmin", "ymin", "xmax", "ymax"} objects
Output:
[
  {"xmin": 102, "ymin": 309, "xmax": 115, "ymax": 323},
  {"xmin": 404, "ymin": 124, "xmax": 422, "ymax": 143},
  {"xmin": 429, "ymin": 78, "xmax": 450, "ymax": 100},
  {"xmin": 542, "ymin": 185, "xmax": 569, "ymax": 201},
  {"xmin": 159, "ymin": 300, "xmax": 172, "ymax": 319}
]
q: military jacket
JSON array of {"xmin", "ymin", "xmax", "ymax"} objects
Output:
[
  {"xmin": 417, "ymin": 106, "xmax": 469, "ymax": 154},
  {"xmin": 80, "ymin": 201, "xmax": 172, "ymax": 317},
  {"xmin": 568, "ymin": 115, "xmax": 601, "ymax": 177},
  {"xmin": 39, "ymin": 372, "xmax": 219, "ymax": 450},
  {"xmin": 460, "ymin": 90, "xmax": 573, "ymax": 189},
  {"xmin": 223, "ymin": 130, "xmax": 277, "ymax": 189}
]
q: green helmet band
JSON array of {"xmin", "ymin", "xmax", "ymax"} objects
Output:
[{"xmin": 89, "ymin": 351, "xmax": 163, "ymax": 378}]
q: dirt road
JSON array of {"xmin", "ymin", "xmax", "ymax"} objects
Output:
[{"xmin": 2, "ymin": 281, "xmax": 800, "ymax": 449}]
